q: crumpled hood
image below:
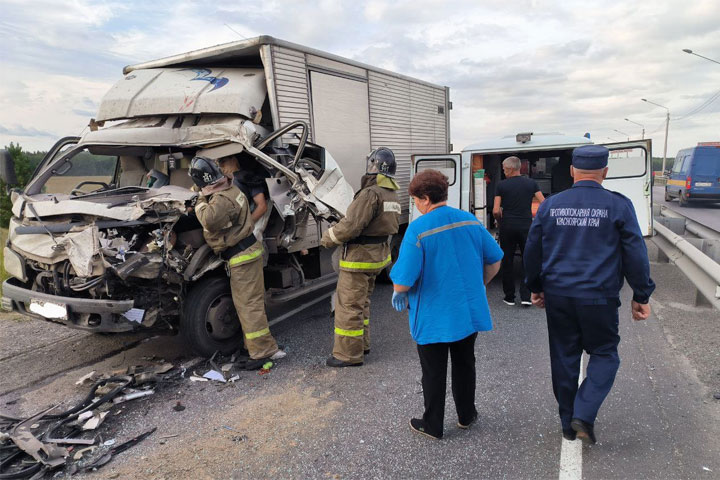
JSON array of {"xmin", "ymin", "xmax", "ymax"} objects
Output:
[
  {"xmin": 13, "ymin": 186, "xmax": 195, "ymax": 221},
  {"xmin": 9, "ymin": 186, "xmax": 195, "ymax": 267}
]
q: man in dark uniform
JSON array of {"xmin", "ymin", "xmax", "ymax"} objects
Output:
[
  {"xmin": 320, "ymin": 147, "xmax": 401, "ymax": 367},
  {"xmin": 523, "ymin": 145, "xmax": 655, "ymax": 444}
]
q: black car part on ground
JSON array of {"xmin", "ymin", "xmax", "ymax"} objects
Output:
[{"xmin": 0, "ymin": 374, "xmax": 153, "ymax": 479}]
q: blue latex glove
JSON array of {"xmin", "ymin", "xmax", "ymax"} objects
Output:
[{"xmin": 392, "ymin": 291, "xmax": 408, "ymax": 312}]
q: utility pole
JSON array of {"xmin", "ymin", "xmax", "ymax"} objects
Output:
[
  {"xmin": 624, "ymin": 118, "xmax": 645, "ymax": 139},
  {"xmin": 662, "ymin": 110, "xmax": 670, "ymax": 173},
  {"xmin": 642, "ymin": 99, "xmax": 670, "ymax": 175}
]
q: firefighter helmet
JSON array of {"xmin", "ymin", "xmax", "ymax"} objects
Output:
[
  {"xmin": 189, "ymin": 156, "xmax": 225, "ymax": 188},
  {"xmin": 366, "ymin": 147, "xmax": 397, "ymax": 178}
]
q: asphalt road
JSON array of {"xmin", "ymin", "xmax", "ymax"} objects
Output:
[
  {"xmin": 653, "ymin": 185, "xmax": 720, "ymax": 232},
  {"xmin": 1, "ymin": 246, "xmax": 719, "ymax": 479}
]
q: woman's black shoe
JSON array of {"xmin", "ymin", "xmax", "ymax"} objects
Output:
[{"xmin": 409, "ymin": 418, "xmax": 442, "ymax": 439}]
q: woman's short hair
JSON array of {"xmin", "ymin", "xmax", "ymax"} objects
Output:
[{"xmin": 409, "ymin": 169, "xmax": 449, "ymax": 204}]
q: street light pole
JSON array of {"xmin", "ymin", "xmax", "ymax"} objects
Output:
[
  {"xmin": 613, "ymin": 129, "xmax": 630, "ymax": 141},
  {"xmin": 642, "ymin": 98, "xmax": 670, "ymax": 174},
  {"xmin": 682, "ymin": 49, "xmax": 720, "ymax": 66},
  {"xmin": 624, "ymin": 118, "xmax": 645, "ymax": 139}
]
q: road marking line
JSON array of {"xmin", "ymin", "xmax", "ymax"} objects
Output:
[{"xmin": 559, "ymin": 354, "xmax": 584, "ymax": 480}]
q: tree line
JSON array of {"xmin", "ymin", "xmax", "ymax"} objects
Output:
[{"xmin": 0, "ymin": 143, "xmax": 44, "ymax": 227}]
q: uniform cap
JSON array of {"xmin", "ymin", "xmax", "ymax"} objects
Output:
[{"xmin": 572, "ymin": 145, "xmax": 608, "ymax": 170}]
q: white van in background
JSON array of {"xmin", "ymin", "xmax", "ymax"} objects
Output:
[{"xmin": 411, "ymin": 133, "xmax": 653, "ymax": 236}]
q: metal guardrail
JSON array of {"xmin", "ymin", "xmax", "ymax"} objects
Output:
[
  {"xmin": 652, "ymin": 209, "xmax": 720, "ymax": 310},
  {"xmin": 657, "ymin": 205, "xmax": 720, "ymax": 240}
]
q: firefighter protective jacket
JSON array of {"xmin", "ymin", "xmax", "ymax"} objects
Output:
[
  {"xmin": 322, "ymin": 174, "xmax": 401, "ymax": 273},
  {"xmin": 195, "ymin": 184, "xmax": 263, "ymax": 266}
]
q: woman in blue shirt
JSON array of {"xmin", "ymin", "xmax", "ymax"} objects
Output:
[{"xmin": 391, "ymin": 169, "xmax": 503, "ymax": 439}]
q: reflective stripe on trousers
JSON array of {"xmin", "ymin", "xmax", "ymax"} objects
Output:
[
  {"xmin": 335, "ymin": 327, "xmax": 364, "ymax": 337},
  {"xmin": 339, "ymin": 254, "xmax": 391, "ymax": 271},
  {"xmin": 229, "ymin": 248, "xmax": 263, "ymax": 266},
  {"xmin": 246, "ymin": 327, "xmax": 270, "ymax": 340}
]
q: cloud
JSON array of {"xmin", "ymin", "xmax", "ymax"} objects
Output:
[
  {"xmin": 0, "ymin": 125, "xmax": 56, "ymax": 138},
  {"xmin": 1, "ymin": 0, "xmax": 719, "ymax": 157}
]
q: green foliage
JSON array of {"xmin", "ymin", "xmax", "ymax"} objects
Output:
[
  {"xmin": 652, "ymin": 156, "xmax": 674, "ymax": 172},
  {"xmin": 0, "ymin": 143, "xmax": 47, "ymax": 228}
]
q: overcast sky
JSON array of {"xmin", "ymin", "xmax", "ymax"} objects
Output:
[{"xmin": 1, "ymin": 0, "xmax": 719, "ymax": 159}]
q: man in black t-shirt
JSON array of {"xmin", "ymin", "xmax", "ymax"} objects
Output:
[
  {"xmin": 493, "ymin": 156, "xmax": 545, "ymax": 306},
  {"xmin": 218, "ymin": 155, "xmax": 271, "ymax": 240}
]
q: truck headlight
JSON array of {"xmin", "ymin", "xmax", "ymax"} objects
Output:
[{"xmin": 3, "ymin": 247, "xmax": 27, "ymax": 282}]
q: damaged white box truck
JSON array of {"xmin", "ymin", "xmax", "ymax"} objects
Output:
[{"xmin": 0, "ymin": 36, "xmax": 451, "ymax": 356}]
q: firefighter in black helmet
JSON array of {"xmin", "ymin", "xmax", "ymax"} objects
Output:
[
  {"xmin": 320, "ymin": 147, "xmax": 401, "ymax": 367},
  {"xmin": 189, "ymin": 156, "xmax": 285, "ymax": 369}
]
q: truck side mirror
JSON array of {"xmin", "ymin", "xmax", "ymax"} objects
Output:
[{"xmin": 0, "ymin": 150, "xmax": 18, "ymax": 186}]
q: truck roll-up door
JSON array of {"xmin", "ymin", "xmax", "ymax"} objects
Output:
[
  {"xmin": 309, "ymin": 71, "xmax": 371, "ymax": 193},
  {"xmin": 601, "ymin": 139, "xmax": 653, "ymax": 236}
]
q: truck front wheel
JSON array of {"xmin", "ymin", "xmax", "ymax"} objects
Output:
[{"xmin": 181, "ymin": 275, "xmax": 243, "ymax": 356}]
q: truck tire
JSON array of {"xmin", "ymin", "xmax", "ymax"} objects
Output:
[
  {"xmin": 664, "ymin": 188, "xmax": 672, "ymax": 202},
  {"xmin": 180, "ymin": 275, "xmax": 243, "ymax": 356}
]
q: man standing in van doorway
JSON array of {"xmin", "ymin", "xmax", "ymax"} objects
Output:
[
  {"xmin": 493, "ymin": 156, "xmax": 545, "ymax": 306},
  {"xmin": 320, "ymin": 147, "xmax": 401, "ymax": 367},
  {"xmin": 523, "ymin": 145, "xmax": 655, "ymax": 444}
]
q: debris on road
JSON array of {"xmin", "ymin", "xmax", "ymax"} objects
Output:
[
  {"xmin": 75, "ymin": 371, "xmax": 98, "ymax": 386},
  {"xmin": 0, "ymin": 350, "xmax": 283, "ymax": 477},
  {"xmin": 0, "ymin": 361, "xmax": 171, "ymax": 478},
  {"xmin": 81, "ymin": 411, "xmax": 109, "ymax": 430},
  {"xmin": 112, "ymin": 389, "xmax": 155, "ymax": 404},
  {"xmin": 202, "ymin": 370, "xmax": 226, "ymax": 383}
]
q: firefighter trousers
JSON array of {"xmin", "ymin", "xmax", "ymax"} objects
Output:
[
  {"xmin": 229, "ymin": 258, "xmax": 279, "ymax": 360},
  {"xmin": 333, "ymin": 269, "xmax": 376, "ymax": 364}
]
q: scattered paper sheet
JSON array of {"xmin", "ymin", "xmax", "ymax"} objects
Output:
[
  {"xmin": 202, "ymin": 370, "xmax": 226, "ymax": 383},
  {"xmin": 123, "ymin": 308, "xmax": 146, "ymax": 323}
]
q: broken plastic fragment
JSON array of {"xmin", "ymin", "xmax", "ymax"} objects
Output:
[
  {"xmin": 82, "ymin": 411, "xmax": 109, "ymax": 430},
  {"xmin": 153, "ymin": 362, "xmax": 174, "ymax": 374},
  {"xmin": 189, "ymin": 375, "xmax": 208, "ymax": 382},
  {"xmin": 76, "ymin": 371, "xmax": 97, "ymax": 385},
  {"xmin": 73, "ymin": 446, "xmax": 97, "ymax": 461},
  {"xmin": 77, "ymin": 411, "xmax": 94, "ymax": 422},
  {"xmin": 228, "ymin": 375, "xmax": 240, "ymax": 383},
  {"xmin": 202, "ymin": 370, "xmax": 226, "ymax": 383},
  {"xmin": 112, "ymin": 390, "xmax": 154, "ymax": 404}
]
